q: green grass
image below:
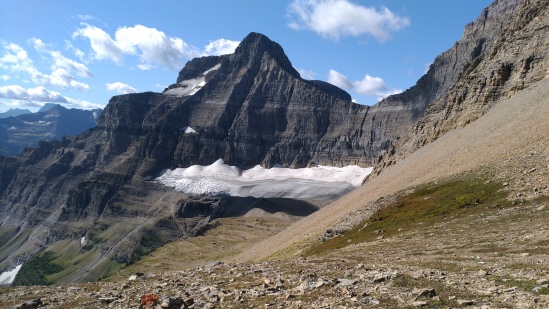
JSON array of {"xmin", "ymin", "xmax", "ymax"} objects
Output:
[
  {"xmin": 493, "ymin": 277, "xmax": 549, "ymax": 295},
  {"xmin": 0, "ymin": 226, "xmax": 19, "ymax": 248},
  {"xmin": 12, "ymin": 251, "xmax": 65, "ymax": 286},
  {"xmin": 305, "ymin": 173, "xmax": 509, "ymax": 256}
]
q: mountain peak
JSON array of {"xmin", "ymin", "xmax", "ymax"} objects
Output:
[
  {"xmin": 38, "ymin": 103, "xmax": 61, "ymax": 113},
  {"xmin": 233, "ymin": 32, "xmax": 300, "ymax": 78}
]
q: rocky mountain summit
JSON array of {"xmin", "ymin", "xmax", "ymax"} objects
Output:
[{"xmin": 0, "ymin": 0, "xmax": 547, "ymax": 301}]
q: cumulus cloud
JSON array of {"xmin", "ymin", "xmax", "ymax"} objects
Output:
[
  {"xmin": 0, "ymin": 41, "xmax": 92, "ymax": 90},
  {"xmin": 287, "ymin": 0, "xmax": 410, "ymax": 41},
  {"xmin": 116, "ymin": 25, "xmax": 201, "ymax": 69},
  {"xmin": 73, "ymin": 23, "xmax": 240, "ymax": 70},
  {"xmin": 73, "ymin": 23, "xmax": 203, "ymax": 70},
  {"xmin": 327, "ymin": 69, "xmax": 353, "ymax": 89},
  {"xmin": 106, "ymin": 82, "xmax": 137, "ymax": 94},
  {"xmin": 0, "ymin": 85, "xmax": 68, "ymax": 103},
  {"xmin": 328, "ymin": 69, "xmax": 401, "ymax": 101},
  {"xmin": 0, "ymin": 42, "xmax": 35, "ymax": 74},
  {"xmin": 45, "ymin": 50, "xmax": 93, "ymax": 78},
  {"xmin": 35, "ymin": 68, "xmax": 90, "ymax": 90},
  {"xmin": 0, "ymin": 85, "xmax": 102, "ymax": 109},
  {"xmin": 72, "ymin": 23, "xmax": 125, "ymax": 64},
  {"xmin": 204, "ymin": 38, "xmax": 240, "ymax": 56}
]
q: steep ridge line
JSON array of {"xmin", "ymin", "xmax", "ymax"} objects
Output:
[
  {"xmin": 377, "ymin": 0, "xmax": 547, "ymax": 171},
  {"xmin": 236, "ymin": 75, "xmax": 549, "ymax": 262}
]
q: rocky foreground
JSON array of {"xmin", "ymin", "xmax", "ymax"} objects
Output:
[{"xmin": 1, "ymin": 198, "xmax": 548, "ymax": 308}]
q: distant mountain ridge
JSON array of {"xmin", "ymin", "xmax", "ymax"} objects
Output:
[
  {"xmin": 0, "ymin": 108, "xmax": 32, "ymax": 119},
  {"xmin": 0, "ymin": 104, "xmax": 102, "ymax": 156}
]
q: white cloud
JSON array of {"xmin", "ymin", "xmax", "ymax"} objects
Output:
[
  {"xmin": 0, "ymin": 42, "xmax": 35, "ymax": 74},
  {"xmin": 46, "ymin": 50, "xmax": 94, "ymax": 78},
  {"xmin": 327, "ymin": 69, "xmax": 353, "ymax": 89},
  {"xmin": 73, "ymin": 23, "xmax": 204, "ymax": 70},
  {"xmin": 0, "ymin": 41, "xmax": 92, "ymax": 90},
  {"xmin": 137, "ymin": 63, "xmax": 154, "ymax": 71},
  {"xmin": 287, "ymin": 0, "xmax": 410, "ymax": 41},
  {"xmin": 328, "ymin": 69, "xmax": 402, "ymax": 101},
  {"xmin": 73, "ymin": 23, "xmax": 239, "ymax": 70},
  {"xmin": 204, "ymin": 38, "xmax": 240, "ymax": 56},
  {"xmin": 1, "ymin": 75, "xmax": 9, "ymax": 81},
  {"xmin": 0, "ymin": 85, "xmax": 101, "ymax": 109},
  {"xmin": 0, "ymin": 85, "xmax": 68, "ymax": 103},
  {"xmin": 35, "ymin": 68, "xmax": 90, "ymax": 90},
  {"xmin": 297, "ymin": 68, "xmax": 316, "ymax": 80},
  {"xmin": 353, "ymin": 75, "xmax": 387, "ymax": 94},
  {"xmin": 106, "ymin": 82, "xmax": 137, "ymax": 94},
  {"xmin": 72, "ymin": 23, "xmax": 125, "ymax": 64},
  {"xmin": 64, "ymin": 40, "xmax": 86, "ymax": 61},
  {"xmin": 115, "ymin": 25, "xmax": 201, "ymax": 69}
]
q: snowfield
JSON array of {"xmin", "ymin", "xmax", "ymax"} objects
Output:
[
  {"xmin": 163, "ymin": 63, "xmax": 221, "ymax": 97},
  {"xmin": 156, "ymin": 159, "xmax": 372, "ymax": 202},
  {"xmin": 0, "ymin": 264, "xmax": 22, "ymax": 285}
]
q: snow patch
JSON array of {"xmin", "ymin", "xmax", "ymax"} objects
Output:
[
  {"xmin": 22, "ymin": 121, "xmax": 52, "ymax": 125},
  {"xmin": 163, "ymin": 63, "xmax": 221, "ymax": 97},
  {"xmin": 156, "ymin": 159, "xmax": 372, "ymax": 200},
  {"xmin": 180, "ymin": 126, "xmax": 196, "ymax": 134},
  {"xmin": 203, "ymin": 63, "xmax": 221, "ymax": 75},
  {"xmin": 0, "ymin": 264, "xmax": 22, "ymax": 285},
  {"xmin": 164, "ymin": 78, "xmax": 206, "ymax": 97}
]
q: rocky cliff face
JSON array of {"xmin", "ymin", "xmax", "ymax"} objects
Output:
[
  {"xmin": 0, "ymin": 0, "xmax": 542, "ymax": 284},
  {"xmin": 378, "ymin": 0, "xmax": 547, "ymax": 168}
]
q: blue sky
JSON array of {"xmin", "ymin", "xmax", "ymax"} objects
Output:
[{"xmin": 0, "ymin": 0, "xmax": 493, "ymax": 112}]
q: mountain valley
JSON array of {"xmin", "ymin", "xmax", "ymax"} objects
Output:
[{"xmin": 1, "ymin": 0, "xmax": 549, "ymax": 307}]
